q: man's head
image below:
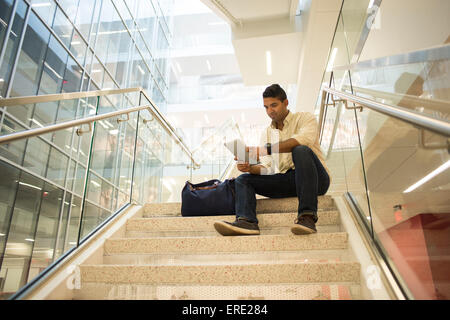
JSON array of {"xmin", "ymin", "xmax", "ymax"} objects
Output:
[{"xmin": 263, "ymin": 84, "xmax": 289, "ymax": 122}]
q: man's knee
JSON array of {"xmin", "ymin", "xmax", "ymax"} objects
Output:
[
  {"xmin": 292, "ymin": 145, "xmax": 312, "ymax": 160},
  {"xmin": 235, "ymin": 173, "xmax": 252, "ymax": 185}
]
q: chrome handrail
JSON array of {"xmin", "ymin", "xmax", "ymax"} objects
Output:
[
  {"xmin": 319, "ymin": 86, "xmax": 450, "ymax": 138},
  {"xmin": 0, "ymin": 87, "xmax": 142, "ymax": 107},
  {"xmin": 0, "ymin": 105, "xmax": 148, "ymax": 144},
  {"xmin": 0, "ymin": 87, "xmax": 200, "ymax": 168},
  {"xmin": 342, "ymin": 85, "xmax": 450, "ymax": 114}
]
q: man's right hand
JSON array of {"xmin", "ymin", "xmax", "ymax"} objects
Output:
[
  {"xmin": 235, "ymin": 156, "xmax": 250, "ymax": 172},
  {"xmin": 237, "ymin": 162, "xmax": 251, "ymax": 172}
]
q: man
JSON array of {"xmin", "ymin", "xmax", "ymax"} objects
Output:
[{"xmin": 214, "ymin": 84, "xmax": 331, "ymax": 236}]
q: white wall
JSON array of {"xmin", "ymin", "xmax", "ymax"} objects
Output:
[{"xmin": 359, "ymin": 0, "xmax": 450, "ymax": 61}]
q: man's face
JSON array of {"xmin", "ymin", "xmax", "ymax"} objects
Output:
[{"xmin": 263, "ymin": 97, "xmax": 288, "ymax": 122}]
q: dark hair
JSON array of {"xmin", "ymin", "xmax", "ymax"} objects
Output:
[{"xmin": 263, "ymin": 84, "xmax": 287, "ymax": 101}]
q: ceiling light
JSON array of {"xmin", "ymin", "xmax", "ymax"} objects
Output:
[
  {"xmin": 19, "ymin": 182, "xmax": 42, "ymax": 191},
  {"xmin": 90, "ymin": 180, "xmax": 100, "ymax": 187},
  {"xmin": 404, "ymin": 160, "xmax": 450, "ymax": 193},
  {"xmin": 137, "ymin": 65, "xmax": 145, "ymax": 75},
  {"xmin": 266, "ymin": 51, "xmax": 272, "ymax": 75},
  {"xmin": 206, "ymin": 60, "xmax": 211, "ymax": 71},
  {"xmin": 44, "ymin": 61, "xmax": 63, "ymax": 79},
  {"xmin": 25, "ymin": 238, "xmax": 35, "ymax": 242},
  {"xmin": 31, "ymin": 2, "xmax": 51, "ymax": 8},
  {"xmin": 204, "ymin": 114, "xmax": 210, "ymax": 124}
]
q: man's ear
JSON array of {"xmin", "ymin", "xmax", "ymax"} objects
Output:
[{"xmin": 284, "ymin": 99, "xmax": 289, "ymax": 107}]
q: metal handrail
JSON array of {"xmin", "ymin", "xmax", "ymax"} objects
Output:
[
  {"xmin": 0, "ymin": 87, "xmax": 200, "ymax": 168},
  {"xmin": 0, "ymin": 87, "xmax": 141, "ymax": 107},
  {"xmin": 319, "ymin": 86, "xmax": 450, "ymax": 138},
  {"xmin": 342, "ymin": 85, "xmax": 450, "ymax": 114}
]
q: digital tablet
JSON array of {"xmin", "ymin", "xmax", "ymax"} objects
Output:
[{"xmin": 224, "ymin": 139, "xmax": 258, "ymax": 164}]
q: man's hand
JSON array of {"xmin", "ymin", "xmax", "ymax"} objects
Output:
[
  {"xmin": 236, "ymin": 162, "xmax": 251, "ymax": 172},
  {"xmin": 234, "ymin": 156, "xmax": 266, "ymax": 175}
]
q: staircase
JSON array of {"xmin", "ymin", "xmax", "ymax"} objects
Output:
[{"xmin": 74, "ymin": 196, "xmax": 363, "ymax": 300}]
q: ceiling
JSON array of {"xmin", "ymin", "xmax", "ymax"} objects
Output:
[{"xmin": 200, "ymin": 0, "xmax": 343, "ymax": 112}]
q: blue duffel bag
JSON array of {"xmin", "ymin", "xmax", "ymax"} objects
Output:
[{"xmin": 181, "ymin": 178, "xmax": 236, "ymax": 216}]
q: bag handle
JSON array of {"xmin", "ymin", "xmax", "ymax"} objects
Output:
[{"xmin": 188, "ymin": 180, "xmax": 220, "ymax": 191}]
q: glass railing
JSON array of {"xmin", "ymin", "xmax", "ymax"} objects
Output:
[
  {"xmin": 0, "ymin": 87, "xmax": 202, "ymax": 299},
  {"xmin": 190, "ymin": 117, "xmax": 243, "ymax": 183},
  {"xmin": 318, "ymin": 27, "xmax": 450, "ymax": 300}
]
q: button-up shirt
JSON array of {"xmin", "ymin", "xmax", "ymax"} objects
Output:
[{"xmin": 259, "ymin": 110, "xmax": 331, "ymax": 180}]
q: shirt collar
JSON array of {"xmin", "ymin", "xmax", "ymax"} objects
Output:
[{"xmin": 271, "ymin": 110, "xmax": 292, "ymax": 129}]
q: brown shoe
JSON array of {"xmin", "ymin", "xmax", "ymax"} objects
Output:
[
  {"xmin": 214, "ymin": 217, "xmax": 260, "ymax": 236},
  {"xmin": 291, "ymin": 215, "xmax": 317, "ymax": 235}
]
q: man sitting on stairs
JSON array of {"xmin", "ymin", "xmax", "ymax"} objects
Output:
[{"xmin": 214, "ymin": 84, "xmax": 331, "ymax": 236}]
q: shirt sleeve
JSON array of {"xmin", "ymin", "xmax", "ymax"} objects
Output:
[{"xmin": 291, "ymin": 113, "xmax": 319, "ymax": 148}]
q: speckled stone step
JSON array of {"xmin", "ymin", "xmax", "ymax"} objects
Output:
[
  {"xmin": 103, "ymin": 248, "xmax": 355, "ymax": 265},
  {"xmin": 127, "ymin": 211, "xmax": 340, "ymax": 236},
  {"xmin": 79, "ymin": 261, "xmax": 361, "ymax": 284},
  {"xmin": 143, "ymin": 196, "xmax": 335, "ymax": 217},
  {"xmin": 74, "ymin": 282, "xmax": 361, "ymax": 300},
  {"xmin": 104, "ymin": 233, "xmax": 348, "ymax": 255},
  {"xmin": 125, "ymin": 225, "xmax": 341, "ymax": 238}
]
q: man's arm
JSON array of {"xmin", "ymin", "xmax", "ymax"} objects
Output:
[{"xmin": 271, "ymin": 138, "xmax": 300, "ymax": 153}]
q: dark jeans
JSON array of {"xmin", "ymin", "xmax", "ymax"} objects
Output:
[{"xmin": 235, "ymin": 145, "xmax": 330, "ymax": 224}]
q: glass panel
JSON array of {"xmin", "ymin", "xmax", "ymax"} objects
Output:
[
  {"xmin": 64, "ymin": 194, "xmax": 81, "ymax": 251},
  {"xmin": 90, "ymin": 118, "xmax": 119, "ymax": 184},
  {"xmin": 28, "ymin": 182, "xmax": 63, "ymax": 282},
  {"xmin": 52, "ymin": 7, "xmax": 73, "ymax": 49},
  {"xmin": 73, "ymin": 0, "xmax": 96, "ymax": 40},
  {"xmin": 46, "ymin": 146, "xmax": 68, "ymax": 187},
  {"xmin": 360, "ymin": 107, "xmax": 450, "ymax": 299},
  {"xmin": 117, "ymin": 122, "xmax": 136, "ymax": 193},
  {"xmin": 22, "ymin": 136, "xmax": 50, "ymax": 177},
  {"xmin": 30, "ymin": 0, "xmax": 56, "ymax": 26},
  {"xmin": 0, "ymin": 115, "xmax": 27, "ymax": 165},
  {"xmin": 0, "ymin": 0, "xmax": 14, "ymax": 47},
  {"xmin": 73, "ymin": 163, "xmax": 86, "ymax": 196},
  {"xmin": 10, "ymin": 11, "xmax": 51, "ymax": 97},
  {"xmin": 0, "ymin": 0, "xmax": 28, "ymax": 98},
  {"xmin": 0, "ymin": 171, "xmax": 43, "ymax": 298},
  {"xmin": 54, "ymin": 192, "xmax": 71, "ymax": 259},
  {"xmin": 0, "ymin": 160, "xmax": 20, "ymax": 283},
  {"xmin": 80, "ymin": 201, "xmax": 110, "ymax": 240}
]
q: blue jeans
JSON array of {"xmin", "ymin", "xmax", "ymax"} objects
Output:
[{"xmin": 235, "ymin": 145, "xmax": 330, "ymax": 223}]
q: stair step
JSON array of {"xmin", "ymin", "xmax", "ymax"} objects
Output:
[
  {"xmin": 125, "ymin": 225, "xmax": 341, "ymax": 238},
  {"xmin": 128, "ymin": 211, "xmax": 340, "ymax": 235},
  {"xmin": 79, "ymin": 261, "xmax": 361, "ymax": 284},
  {"xmin": 104, "ymin": 233, "xmax": 348, "ymax": 255},
  {"xmin": 143, "ymin": 196, "xmax": 335, "ymax": 217},
  {"xmin": 103, "ymin": 248, "xmax": 355, "ymax": 265},
  {"xmin": 74, "ymin": 282, "xmax": 361, "ymax": 300}
]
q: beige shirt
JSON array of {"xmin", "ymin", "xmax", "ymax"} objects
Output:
[{"xmin": 259, "ymin": 110, "xmax": 331, "ymax": 180}]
